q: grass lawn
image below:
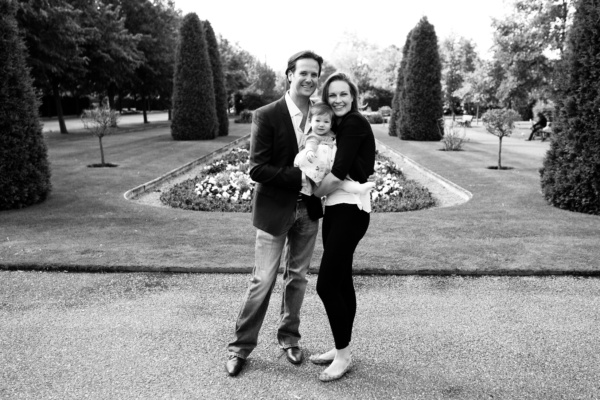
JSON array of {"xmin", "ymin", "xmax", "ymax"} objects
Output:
[{"xmin": 0, "ymin": 117, "xmax": 599, "ymax": 274}]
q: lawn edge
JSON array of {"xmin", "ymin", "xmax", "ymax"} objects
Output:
[{"xmin": 1, "ymin": 263, "xmax": 599, "ymax": 276}]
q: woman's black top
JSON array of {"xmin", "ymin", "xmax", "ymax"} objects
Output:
[{"xmin": 330, "ymin": 110, "xmax": 376, "ymax": 184}]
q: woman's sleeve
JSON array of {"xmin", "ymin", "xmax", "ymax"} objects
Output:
[{"xmin": 330, "ymin": 115, "xmax": 370, "ymax": 180}]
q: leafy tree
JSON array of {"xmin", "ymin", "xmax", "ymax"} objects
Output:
[
  {"xmin": 441, "ymin": 35, "xmax": 464, "ymax": 119},
  {"xmin": 330, "ymin": 34, "xmax": 401, "ymax": 102},
  {"xmin": 16, "ymin": 0, "xmax": 86, "ymax": 134},
  {"xmin": 81, "ymin": 99, "xmax": 119, "ymax": 166},
  {"xmin": 490, "ymin": 0, "xmax": 574, "ymax": 118},
  {"xmin": 482, "ymin": 108, "xmax": 520, "ymax": 169},
  {"xmin": 389, "ymin": 31, "xmax": 412, "ymax": 137},
  {"xmin": 331, "ymin": 32, "xmax": 376, "ymax": 92},
  {"xmin": 540, "ymin": 0, "xmax": 600, "ymax": 215},
  {"xmin": 318, "ymin": 60, "xmax": 337, "ymax": 91},
  {"xmin": 1, "ymin": 0, "xmax": 51, "ymax": 210},
  {"xmin": 440, "ymin": 35, "xmax": 479, "ymax": 119},
  {"xmin": 76, "ymin": 0, "xmax": 143, "ymax": 112},
  {"xmin": 456, "ymin": 59, "xmax": 497, "ymax": 123},
  {"xmin": 204, "ymin": 20, "xmax": 229, "ymax": 136},
  {"xmin": 247, "ymin": 60, "xmax": 277, "ymax": 96},
  {"xmin": 171, "ymin": 13, "xmax": 217, "ymax": 140},
  {"xmin": 218, "ymin": 36, "xmax": 252, "ymax": 101},
  {"xmin": 399, "ymin": 17, "xmax": 444, "ymax": 141},
  {"xmin": 369, "ymin": 45, "xmax": 402, "ymax": 93},
  {"xmin": 109, "ymin": 0, "xmax": 179, "ymax": 124}
]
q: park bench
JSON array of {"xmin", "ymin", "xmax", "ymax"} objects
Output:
[
  {"xmin": 530, "ymin": 120, "xmax": 552, "ymax": 141},
  {"xmin": 457, "ymin": 114, "xmax": 473, "ymax": 127}
]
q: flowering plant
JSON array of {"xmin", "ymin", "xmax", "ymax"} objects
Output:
[{"xmin": 160, "ymin": 146, "xmax": 436, "ymax": 213}]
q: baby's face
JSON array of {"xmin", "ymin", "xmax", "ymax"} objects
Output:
[{"xmin": 310, "ymin": 114, "xmax": 332, "ymax": 135}]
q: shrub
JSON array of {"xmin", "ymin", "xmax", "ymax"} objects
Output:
[
  {"xmin": 540, "ymin": 0, "xmax": 600, "ymax": 215},
  {"xmin": 234, "ymin": 110, "xmax": 253, "ymax": 124},
  {"xmin": 361, "ymin": 112, "xmax": 384, "ymax": 124},
  {"xmin": 379, "ymin": 106, "xmax": 392, "ymax": 117},
  {"xmin": 235, "ymin": 89, "xmax": 277, "ymax": 112},
  {"xmin": 204, "ymin": 20, "xmax": 229, "ymax": 137},
  {"xmin": 171, "ymin": 13, "xmax": 218, "ymax": 140},
  {"xmin": 399, "ymin": 18, "xmax": 444, "ymax": 141},
  {"xmin": 440, "ymin": 123, "xmax": 468, "ymax": 151},
  {"xmin": 0, "ymin": 0, "xmax": 51, "ymax": 210}
]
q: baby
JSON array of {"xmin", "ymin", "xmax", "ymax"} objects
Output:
[{"xmin": 294, "ymin": 102, "xmax": 375, "ymax": 195}]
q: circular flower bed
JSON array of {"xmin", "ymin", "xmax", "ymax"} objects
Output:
[{"xmin": 160, "ymin": 145, "xmax": 436, "ymax": 212}]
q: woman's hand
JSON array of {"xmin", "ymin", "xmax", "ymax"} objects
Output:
[{"xmin": 313, "ymin": 173, "xmax": 343, "ymax": 198}]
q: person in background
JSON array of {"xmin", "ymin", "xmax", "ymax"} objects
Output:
[{"xmin": 527, "ymin": 112, "xmax": 548, "ymax": 141}]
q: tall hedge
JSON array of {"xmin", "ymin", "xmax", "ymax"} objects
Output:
[
  {"xmin": 389, "ymin": 30, "xmax": 412, "ymax": 137},
  {"xmin": 399, "ymin": 17, "xmax": 444, "ymax": 141},
  {"xmin": 204, "ymin": 20, "xmax": 229, "ymax": 137},
  {"xmin": 0, "ymin": 0, "xmax": 51, "ymax": 210},
  {"xmin": 171, "ymin": 13, "xmax": 218, "ymax": 140},
  {"xmin": 540, "ymin": 0, "xmax": 600, "ymax": 215}
]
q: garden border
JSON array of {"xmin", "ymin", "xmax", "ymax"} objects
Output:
[
  {"xmin": 124, "ymin": 135, "xmax": 473, "ymax": 209},
  {"xmin": 124, "ymin": 134, "xmax": 251, "ymax": 201}
]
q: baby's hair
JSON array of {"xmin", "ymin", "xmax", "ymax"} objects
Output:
[{"xmin": 309, "ymin": 102, "xmax": 334, "ymax": 120}]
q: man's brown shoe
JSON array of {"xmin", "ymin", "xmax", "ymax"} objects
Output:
[
  {"xmin": 285, "ymin": 347, "xmax": 303, "ymax": 364},
  {"xmin": 226, "ymin": 355, "xmax": 245, "ymax": 376}
]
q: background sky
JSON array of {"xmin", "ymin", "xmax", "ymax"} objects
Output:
[{"xmin": 174, "ymin": 0, "xmax": 510, "ymax": 72}]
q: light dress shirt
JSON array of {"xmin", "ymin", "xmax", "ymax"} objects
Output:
[{"xmin": 285, "ymin": 92, "xmax": 312, "ymax": 196}]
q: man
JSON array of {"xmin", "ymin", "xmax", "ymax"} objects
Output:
[
  {"xmin": 225, "ymin": 50, "xmax": 324, "ymax": 377},
  {"xmin": 527, "ymin": 112, "xmax": 548, "ymax": 141}
]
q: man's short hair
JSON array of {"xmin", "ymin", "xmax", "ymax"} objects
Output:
[{"xmin": 285, "ymin": 50, "xmax": 323, "ymax": 81}]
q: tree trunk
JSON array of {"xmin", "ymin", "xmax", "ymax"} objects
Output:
[
  {"xmin": 117, "ymin": 89, "xmax": 123, "ymax": 113},
  {"xmin": 142, "ymin": 92, "xmax": 148, "ymax": 124},
  {"xmin": 52, "ymin": 82, "xmax": 68, "ymax": 134},
  {"xmin": 475, "ymin": 104, "xmax": 480, "ymax": 125},
  {"xmin": 107, "ymin": 86, "xmax": 117, "ymax": 127},
  {"xmin": 498, "ymin": 136, "xmax": 503, "ymax": 169},
  {"xmin": 99, "ymin": 136, "xmax": 105, "ymax": 165}
]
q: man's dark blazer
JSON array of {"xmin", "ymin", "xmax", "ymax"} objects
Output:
[{"xmin": 249, "ymin": 96, "xmax": 323, "ymax": 236}]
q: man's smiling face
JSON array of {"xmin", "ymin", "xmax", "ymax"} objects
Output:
[{"xmin": 288, "ymin": 58, "xmax": 320, "ymax": 99}]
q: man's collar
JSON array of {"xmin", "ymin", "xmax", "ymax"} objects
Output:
[{"xmin": 285, "ymin": 92, "xmax": 301, "ymax": 117}]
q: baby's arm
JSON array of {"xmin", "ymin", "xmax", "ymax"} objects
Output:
[{"xmin": 304, "ymin": 136, "xmax": 320, "ymax": 162}]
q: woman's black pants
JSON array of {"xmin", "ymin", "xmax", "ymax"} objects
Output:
[{"xmin": 316, "ymin": 203, "xmax": 370, "ymax": 349}]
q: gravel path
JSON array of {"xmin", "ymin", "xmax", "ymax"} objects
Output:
[{"xmin": 2, "ymin": 272, "xmax": 599, "ymax": 399}]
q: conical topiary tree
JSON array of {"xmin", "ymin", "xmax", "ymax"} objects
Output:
[
  {"xmin": 389, "ymin": 30, "xmax": 412, "ymax": 137},
  {"xmin": 0, "ymin": 0, "xmax": 51, "ymax": 210},
  {"xmin": 171, "ymin": 13, "xmax": 218, "ymax": 140},
  {"xmin": 540, "ymin": 0, "xmax": 600, "ymax": 215},
  {"xmin": 399, "ymin": 17, "xmax": 444, "ymax": 141},
  {"xmin": 204, "ymin": 20, "xmax": 229, "ymax": 137}
]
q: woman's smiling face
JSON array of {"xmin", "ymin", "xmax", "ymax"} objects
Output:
[{"xmin": 327, "ymin": 81, "xmax": 353, "ymax": 117}]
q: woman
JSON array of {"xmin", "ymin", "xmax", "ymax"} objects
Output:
[{"xmin": 310, "ymin": 72, "xmax": 376, "ymax": 382}]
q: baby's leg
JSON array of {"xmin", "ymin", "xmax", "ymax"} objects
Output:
[{"xmin": 341, "ymin": 180, "xmax": 376, "ymax": 195}]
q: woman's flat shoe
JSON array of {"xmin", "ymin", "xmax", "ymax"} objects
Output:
[
  {"xmin": 309, "ymin": 354, "xmax": 334, "ymax": 365},
  {"xmin": 318, "ymin": 362, "xmax": 352, "ymax": 382}
]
